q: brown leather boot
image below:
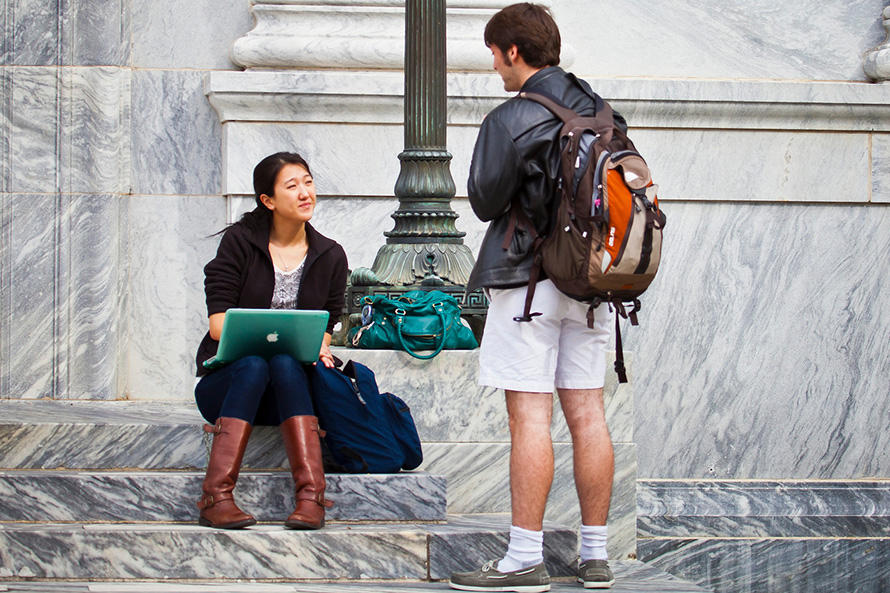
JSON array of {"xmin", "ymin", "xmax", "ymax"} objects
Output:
[
  {"xmin": 280, "ymin": 415, "xmax": 333, "ymax": 530},
  {"xmin": 197, "ymin": 417, "xmax": 257, "ymax": 529}
]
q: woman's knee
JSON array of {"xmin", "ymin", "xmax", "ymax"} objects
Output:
[
  {"xmin": 233, "ymin": 355, "xmax": 270, "ymax": 384},
  {"xmin": 268, "ymin": 354, "xmax": 307, "ymax": 382}
]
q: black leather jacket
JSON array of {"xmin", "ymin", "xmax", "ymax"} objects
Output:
[{"xmin": 466, "ymin": 67, "xmax": 627, "ymax": 292}]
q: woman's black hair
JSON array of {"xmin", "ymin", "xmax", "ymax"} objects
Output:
[{"xmin": 236, "ymin": 152, "xmax": 313, "ymax": 235}]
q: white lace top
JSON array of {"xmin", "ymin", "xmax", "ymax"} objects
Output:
[{"xmin": 271, "ymin": 257, "xmax": 307, "ymax": 310}]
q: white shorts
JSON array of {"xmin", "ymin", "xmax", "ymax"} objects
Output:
[{"xmin": 478, "ymin": 279, "xmax": 613, "ymax": 392}]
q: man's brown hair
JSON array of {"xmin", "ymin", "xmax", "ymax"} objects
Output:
[{"xmin": 484, "ymin": 3, "xmax": 561, "ymax": 68}]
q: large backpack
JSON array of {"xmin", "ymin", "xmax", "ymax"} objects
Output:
[
  {"xmin": 309, "ymin": 360, "xmax": 423, "ymax": 473},
  {"xmin": 509, "ymin": 88, "xmax": 667, "ymax": 383}
]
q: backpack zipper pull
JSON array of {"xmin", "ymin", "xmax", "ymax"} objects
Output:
[{"xmin": 349, "ymin": 377, "xmax": 367, "ymax": 405}]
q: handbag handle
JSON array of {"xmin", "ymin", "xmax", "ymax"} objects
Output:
[{"xmin": 394, "ymin": 303, "xmax": 448, "ymax": 360}]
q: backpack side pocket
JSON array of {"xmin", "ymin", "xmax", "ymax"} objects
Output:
[{"xmin": 383, "ymin": 392, "xmax": 423, "ymax": 471}]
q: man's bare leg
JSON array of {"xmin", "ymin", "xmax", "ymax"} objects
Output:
[
  {"xmin": 488, "ymin": 390, "xmax": 555, "ymax": 574},
  {"xmin": 505, "ymin": 390, "xmax": 555, "ymax": 531},
  {"xmin": 557, "ymin": 387, "xmax": 613, "ymax": 526}
]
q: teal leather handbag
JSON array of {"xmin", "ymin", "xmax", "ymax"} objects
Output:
[{"xmin": 347, "ymin": 290, "xmax": 478, "ymax": 359}]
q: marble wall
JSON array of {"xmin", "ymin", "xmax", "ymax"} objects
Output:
[
  {"xmin": 2, "ymin": 0, "xmax": 888, "ymax": 405},
  {"xmin": 2, "ymin": 1, "xmax": 890, "ymax": 591},
  {"xmin": 1, "ymin": 0, "xmax": 889, "ymax": 492},
  {"xmin": 554, "ymin": 0, "xmax": 889, "ymax": 82}
]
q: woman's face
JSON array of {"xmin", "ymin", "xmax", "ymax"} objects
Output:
[{"xmin": 261, "ymin": 163, "xmax": 316, "ymax": 225}]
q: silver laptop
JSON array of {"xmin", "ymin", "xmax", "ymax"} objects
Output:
[{"xmin": 203, "ymin": 308, "xmax": 330, "ymax": 369}]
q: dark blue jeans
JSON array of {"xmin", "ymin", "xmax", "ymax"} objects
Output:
[{"xmin": 195, "ymin": 354, "xmax": 314, "ymax": 426}]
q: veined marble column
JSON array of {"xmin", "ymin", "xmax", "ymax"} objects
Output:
[{"xmin": 864, "ymin": 6, "xmax": 890, "ymax": 81}]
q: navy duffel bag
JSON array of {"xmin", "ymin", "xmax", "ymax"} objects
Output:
[{"xmin": 309, "ymin": 359, "xmax": 423, "ymax": 473}]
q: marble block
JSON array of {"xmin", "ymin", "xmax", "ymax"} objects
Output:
[
  {"xmin": 555, "ymin": 0, "xmax": 887, "ymax": 83},
  {"xmin": 204, "ymin": 70, "xmax": 521, "ymax": 128},
  {"xmin": 0, "ymin": 523, "xmax": 429, "ymax": 580},
  {"xmin": 0, "ymin": 400, "xmax": 430, "ymax": 471},
  {"xmin": 218, "ymin": 123, "xmax": 882, "ymax": 207},
  {"xmin": 0, "ymin": 401, "xmax": 208, "ymax": 469},
  {"xmin": 0, "ymin": 515, "xmax": 575, "ymax": 581},
  {"xmin": 205, "ymin": 71, "xmax": 890, "ymax": 134},
  {"xmin": 127, "ymin": 195, "xmax": 227, "ymax": 400},
  {"xmin": 638, "ymin": 480, "xmax": 890, "ymax": 538},
  {"xmin": 873, "ymin": 133, "xmax": 890, "ymax": 203},
  {"xmin": 633, "ymin": 128, "xmax": 871, "ymax": 203},
  {"xmin": 0, "ymin": 470, "xmax": 446, "ymax": 523},
  {"xmin": 2, "ymin": 0, "xmax": 129, "ymax": 66},
  {"xmin": 0, "ymin": 194, "xmax": 63, "ymax": 399},
  {"xmin": 130, "ymin": 69, "xmax": 222, "ymax": 196},
  {"xmin": 132, "ymin": 0, "xmax": 251, "ymax": 70},
  {"xmin": 0, "ymin": 69, "xmax": 7, "ymax": 193},
  {"xmin": 7, "ymin": 67, "xmax": 130, "ymax": 194},
  {"xmin": 220, "ymin": 121, "xmax": 402, "ymax": 198},
  {"xmin": 639, "ymin": 537, "xmax": 890, "ymax": 593},
  {"xmin": 335, "ymin": 349, "xmax": 634, "ymax": 444},
  {"xmin": 0, "ymin": 560, "xmax": 711, "ymax": 591},
  {"xmin": 625, "ymin": 202, "xmax": 890, "ymax": 480},
  {"xmin": 0, "ymin": 194, "xmax": 128, "ymax": 400},
  {"xmin": 228, "ymin": 0, "xmax": 548, "ymax": 72}
]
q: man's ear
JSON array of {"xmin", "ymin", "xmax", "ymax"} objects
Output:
[
  {"xmin": 259, "ymin": 193, "xmax": 275, "ymax": 210},
  {"xmin": 507, "ymin": 44, "xmax": 524, "ymax": 67}
]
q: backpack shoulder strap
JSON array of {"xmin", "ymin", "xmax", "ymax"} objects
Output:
[
  {"xmin": 521, "ymin": 90, "xmax": 615, "ymax": 128},
  {"xmin": 520, "ymin": 91, "xmax": 579, "ymax": 123},
  {"xmin": 520, "ymin": 91, "xmax": 615, "ymax": 149}
]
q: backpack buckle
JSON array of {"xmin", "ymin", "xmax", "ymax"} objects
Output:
[{"xmin": 512, "ymin": 312, "xmax": 542, "ymax": 323}]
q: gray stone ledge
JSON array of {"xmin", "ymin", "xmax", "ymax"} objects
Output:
[{"xmin": 206, "ymin": 70, "xmax": 890, "ymax": 131}]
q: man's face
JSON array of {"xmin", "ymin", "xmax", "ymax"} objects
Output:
[{"xmin": 490, "ymin": 44, "xmax": 522, "ymax": 92}]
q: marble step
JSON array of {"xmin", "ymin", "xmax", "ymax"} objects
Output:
[
  {"xmin": 0, "ymin": 470, "xmax": 446, "ymax": 523},
  {"xmin": 0, "ymin": 401, "xmax": 262, "ymax": 470},
  {"xmin": 0, "ymin": 514, "xmax": 577, "ymax": 582},
  {"xmin": 0, "ymin": 560, "xmax": 711, "ymax": 591}
]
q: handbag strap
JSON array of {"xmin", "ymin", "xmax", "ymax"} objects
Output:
[{"xmin": 394, "ymin": 303, "xmax": 448, "ymax": 360}]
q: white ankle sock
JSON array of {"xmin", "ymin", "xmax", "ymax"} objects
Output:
[
  {"xmin": 497, "ymin": 525, "xmax": 544, "ymax": 573},
  {"xmin": 579, "ymin": 524, "xmax": 608, "ymax": 562}
]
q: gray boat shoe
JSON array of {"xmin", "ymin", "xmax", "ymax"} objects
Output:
[
  {"xmin": 577, "ymin": 558, "xmax": 615, "ymax": 589},
  {"xmin": 449, "ymin": 559, "xmax": 551, "ymax": 593}
]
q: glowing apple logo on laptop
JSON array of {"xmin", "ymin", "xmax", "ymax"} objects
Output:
[{"xmin": 266, "ymin": 332, "xmax": 279, "ymax": 343}]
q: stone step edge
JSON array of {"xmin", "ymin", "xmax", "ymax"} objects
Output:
[
  {"xmin": 0, "ymin": 470, "xmax": 447, "ymax": 523},
  {"xmin": 0, "ymin": 517, "xmax": 512, "ymax": 533},
  {"xmin": 0, "ymin": 560, "xmax": 710, "ymax": 592},
  {"xmin": 0, "ymin": 514, "xmax": 579, "ymax": 581}
]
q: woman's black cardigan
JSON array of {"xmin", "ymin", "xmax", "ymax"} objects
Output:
[{"xmin": 194, "ymin": 213, "xmax": 348, "ymax": 377}]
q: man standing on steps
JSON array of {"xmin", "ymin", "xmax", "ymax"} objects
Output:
[{"xmin": 449, "ymin": 3, "xmax": 625, "ymax": 592}]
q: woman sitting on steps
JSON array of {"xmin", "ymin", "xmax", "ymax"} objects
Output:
[{"xmin": 193, "ymin": 152, "xmax": 348, "ymax": 530}]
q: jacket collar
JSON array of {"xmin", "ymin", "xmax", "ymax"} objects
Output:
[
  {"xmin": 241, "ymin": 207, "xmax": 336, "ymax": 264},
  {"xmin": 519, "ymin": 66, "xmax": 565, "ymax": 93}
]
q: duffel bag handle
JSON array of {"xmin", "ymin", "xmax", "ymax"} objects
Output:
[{"xmin": 394, "ymin": 303, "xmax": 448, "ymax": 360}]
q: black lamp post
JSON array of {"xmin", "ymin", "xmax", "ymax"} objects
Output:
[{"xmin": 346, "ymin": 0, "xmax": 487, "ymax": 339}]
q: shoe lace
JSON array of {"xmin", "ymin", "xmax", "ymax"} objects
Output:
[{"xmin": 482, "ymin": 560, "xmax": 497, "ymax": 573}]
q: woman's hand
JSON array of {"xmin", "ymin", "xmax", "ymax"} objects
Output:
[
  {"xmin": 209, "ymin": 312, "xmax": 226, "ymax": 341},
  {"xmin": 317, "ymin": 340, "xmax": 335, "ymax": 368}
]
